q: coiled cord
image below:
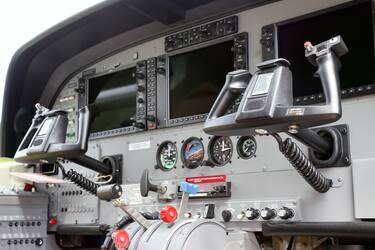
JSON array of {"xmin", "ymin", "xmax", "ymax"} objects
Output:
[
  {"xmin": 271, "ymin": 134, "xmax": 332, "ymax": 193},
  {"xmin": 64, "ymin": 169, "xmax": 99, "ymax": 195}
]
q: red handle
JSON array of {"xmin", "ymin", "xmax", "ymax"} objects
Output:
[
  {"xmin": 160, "ymin": 205, "xmax": 178, "ymax": 223},
  {"xmin": 112, "ymin": 229, "xmax": 130, "ymax": 250}
]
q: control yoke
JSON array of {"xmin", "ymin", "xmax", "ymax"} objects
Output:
[
  {"xmin": 204, "ymin": 36, "xmax": 348, "ymax": 136},
  {"xmin": 204, "ymin": 36, "xmax": 349, "ymax": 193},
  {"xmin": 14, "ymin": 104, "xmax": 111, "ymax": 175}
]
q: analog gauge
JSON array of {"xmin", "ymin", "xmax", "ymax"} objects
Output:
[
  {"xmin": 156, "ymin": 141, "xmax": 178, "ymax": 170},
  {"xmin": 181, "ymin": 137, "xmax": 205, "ymax": 169},
  {"xmin": 209, "ymin": 136, "xmax": 233, "ymax": 166},
  {"xmin": 237, "ymin": 136, "xmax": 257, "ymax": 159}
]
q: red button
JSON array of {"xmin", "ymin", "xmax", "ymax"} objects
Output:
[
  {"xmin": 160, "ymin": 205, "xmax": 178, "ymax": 223},
  {"xmin": 24, "ymin": 184, "xmax": 34, "ymax": 192},
  {"xmin": 112, "ymin": 230, "xmax": 129, "ymax": 250},
  {"xmin": 304, "ymin": 41, "xmax": 312, "ymax": 49},
  {"xmin": 49, "ymin": 218, "xmax": 58, "ymax": 225}
]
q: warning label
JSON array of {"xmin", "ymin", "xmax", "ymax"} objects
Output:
[{"xmin": 185, "ymin": 175, "xmax": 227, "ymax": 184}]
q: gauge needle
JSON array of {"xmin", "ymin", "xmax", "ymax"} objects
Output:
[
  {"xmin": 167, "ymin": 145, "xmax": 171, "ymax": 158},
  {"xmin": 221, "ymin": 147, "xmax": 231, "ymax": 152}
]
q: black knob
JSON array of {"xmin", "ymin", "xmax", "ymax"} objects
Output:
[
  {"xmin": 74, "ymin": 87, "xmax": 85, "ymax": 94},
  {"xmin": 260, "ymin": 207, "xmax": 276, "ymax": 220},
  {"xmin": 136, "ymin": 72, "xmax": 145, "ymax": 79},
  {"xmin": 137, "ymin": 98, "xmax": 145, "ymax": 104},
  {"xmin": 137, "ymin": 85, "xmax": 145, "ymax": 92},
  {"xmin": 156, "ymin": 67, "xmax": 166, "ymax": 75},
  {"xmin": 221, "ymin": 210, "xmax": 232, "ymax": 222},
  {"xmin": 278, "ymin": 207, "xmax": 294, "ymax": 220},
  {"xmin": 146, "ymin": 115, "xmax": 156, "ymax": 122},
  {"xmin": 245, "ymin": 208, "xmax": 260, "ymax": 220},
  {"xmin": 137, "ymin": 61, "xmax": 145, "ymax": 67},
  {"xmin": 140, "ymin": 169, "xmax": 159, "ymax": 197},
  {"xmin": 235, "ymin": 45, "xmax": 245, "ymax": 54},
  {"xmin": 35, "ymin": 238, "xmax": 44, "ymax": 247}
]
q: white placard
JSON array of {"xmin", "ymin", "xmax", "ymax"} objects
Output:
[{"xmin": 128, "ymin": 141, "xmax": 151, "ymax": 151}]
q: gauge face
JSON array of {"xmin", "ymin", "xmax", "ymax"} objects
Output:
[
  {"xmin": 157, "ymin": 141, "xmax": 178, "ymax": 170},
  {"xmin": 209, "ymin": 136, "xmax": 233, "ymax": 166},
  {"xmin": 237, "ymin": 136, "xmax": 257, "ymax": 159},
  {"xmin": 181, "ymin": 137, "xmax": 204, "ymax": 169}
]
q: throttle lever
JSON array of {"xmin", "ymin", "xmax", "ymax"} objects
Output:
[{"xmin": 97, "ymin": 184, "xmax": 153, "ymax": 229}]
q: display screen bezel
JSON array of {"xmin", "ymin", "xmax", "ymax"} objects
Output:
[
  {"xmin": 272, "ymin": 0, "xmax": 375, "ymax": 104},
  {"xmin": 86, "ymin": 63, "xmax": 138, "ymax": 137},
  {"xmin": 166, "ymin": 36, "xmax": 237, "ymax": 125}
]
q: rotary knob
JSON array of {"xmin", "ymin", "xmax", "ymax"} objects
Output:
[
  {"xmin": 137, "ymin": 85, "xmax": 145, "ymax": 92},
  {"xmin": 278, "ymin": 207, "xmax": 294, "ymax": 220},
  {"xmin": 136, "ymin": 72, "xmax": 145, "ymax": 79},
  {"xmin": 260, "ymin": 207, "xmax": 276, "ymax": 220},
  {"xmin": 35, "ymin": 238, "xmax": 44, "ymax": 247},
  {"xmin": 137, "ymin": 98, "xmax": 145, "ymax": 104},
  {"xmin": 245, "ymin": 208, "xmax": 260, "ymax": 220},
  {"xmin": 221, "ymin": 210, "xmax": 232, "ymax": 222}
]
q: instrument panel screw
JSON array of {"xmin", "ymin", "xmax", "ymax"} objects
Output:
[{"xmin": 341, "ymin": 127, "xmax": 348, "ymax": 135}]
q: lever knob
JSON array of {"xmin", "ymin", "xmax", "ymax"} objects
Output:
[
  {"xmin": 140, "ymin": 169, "xmax": 159, "ymax": 197},
  {"xmin": 160, "ymin": 205, "xmax": 178, "ymax": 223},
  {"xmin": 112, "ymin": 230, "xmax": 130, "ymax": 250}
]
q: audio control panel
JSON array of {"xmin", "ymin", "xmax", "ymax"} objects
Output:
[{"xmin": 0, "ymin": 191, "xmax": 48, "ymax": 249}]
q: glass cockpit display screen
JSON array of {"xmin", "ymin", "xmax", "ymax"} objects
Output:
[
  {"xmin": 277, "ymin": 1, "xmax": 375, "ymax": 98},
  {"xmin": 169, "ymin": 41, "xmax": 234, "ymax": 119},
  {"xmin": 88, "ymin": 67, "xmax": 137, "ymax": 133}
]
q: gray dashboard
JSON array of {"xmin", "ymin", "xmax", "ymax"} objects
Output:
[{"xmin": 45, "ymin": 0, "xmax": 375, "ymax": 235}]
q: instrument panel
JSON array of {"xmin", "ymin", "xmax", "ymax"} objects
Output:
[{"xmin": 49, "ymin": 0, "xmax": 375, "ymax": 233}]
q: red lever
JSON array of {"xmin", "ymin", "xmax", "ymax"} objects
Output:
[
  {"xmin": 112, "ymin": 230, "xmax": 130, "ymax": 250},
  {"xmin": 160, "ymin": 205, "xmax": 178, "ymax": 223}
]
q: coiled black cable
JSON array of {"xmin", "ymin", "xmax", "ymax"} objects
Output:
[
  {"xmin": 64, "ymin": 169, "xmax": 99, "ymax": 195},
  {"xmin": 271, "ymin": 133, "xmax": 332, "ymax": 193}
]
